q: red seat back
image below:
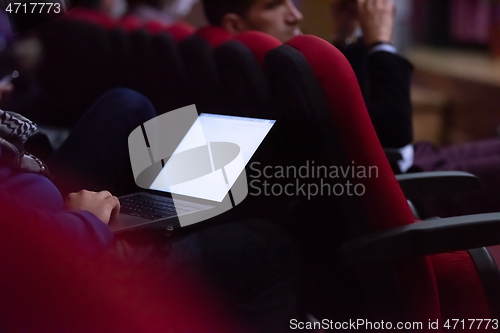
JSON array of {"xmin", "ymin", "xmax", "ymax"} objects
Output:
[
  {"xmin": 213, "ymin": 31, "xmax": 280, "ymax": 117},
  {"xmin": 178, "ymin": 26, "xmax": 232, "ymax": 110},
  {"xmin": 282, "ymin": 35, "xmax": 441, "ymax": 328},
  {"xmin": 286, "ymin": 35, "xmax": 414, "ymax": 230},
  {"xmin": 66, "ymin": 7, "xmax": 116, "ymax": 28},
  {"xmin": 166, "ymin": 22, "xmax": 195, "ymax": 42},
  {"xmin": 118, "ymin": 15, "xmax": 142, "ymax": 31},
  {"xmin": 196, "ymin": 26, "xmax": 232, "ymax": 48},
  {"xmin": 234, "ymin": 31, "xmax": 281, "ymax": 66},
  {"xmin": 143, "ymin": 20, "xmax": 168, "ymax": 34}
]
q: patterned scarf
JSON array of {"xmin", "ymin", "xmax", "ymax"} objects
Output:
[{"xmin": 0, "ymin": 109, "xmax": 50, "ymax": 177}]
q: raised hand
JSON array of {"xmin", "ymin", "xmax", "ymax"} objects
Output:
[{"xmin": 357, "ymin": 0, "xmax": 395, "ymax": 46}]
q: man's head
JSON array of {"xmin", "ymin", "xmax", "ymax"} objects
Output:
[{"xmin": 202, "ymin": 0, "xmax": 303, "ymax": 43}]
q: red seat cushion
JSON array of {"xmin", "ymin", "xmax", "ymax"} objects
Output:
[
  {"xmin": 286, "ymin": 35, "xmax": 414, "ymax": 231},
  {"xmin": 196, "ymin": 26, "xmax": 232, "ymax": 48},
  {"xmin": 431, "ymin": 252, "xmax": 492, "ymax": 330},
  {"xmin": 66, "ymin": 7, "xmax": 116, "ymax": 29},
  {"xmin": 166, "ymin": 22, "xmax": 195, "ymax": 42},
  {"xmin": 234, "ymin": 31, "xmax": 281, "ymax": 66},
  {"xmin": 118, "ymin": 15, "xmax": 142, "ymax": 31},
  {"xmin": 143, "ymin": 20, "xmax": 168, "ymax": 34}
]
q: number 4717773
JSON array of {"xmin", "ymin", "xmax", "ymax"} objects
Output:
[
  {"xmin": 443, "ymin": 319, "xmax": 499, "ymax": 330},
  {"xmin": 5, "ymin": 2, "xmax": 62, "ymax": 14}
]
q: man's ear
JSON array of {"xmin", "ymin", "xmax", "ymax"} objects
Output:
[{"xmin": 221, "ymin": 13, "xmax": 248, "ymax": 35}]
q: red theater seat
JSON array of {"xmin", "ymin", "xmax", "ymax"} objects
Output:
[
  {"xmin": 118, "ymin": 15, "xmax": 142, "ymax": 31},
  {"xmin": 195, "ymin": 26, "xmax": 232, "ymax": 48},
  {"xmin": 264, "ymin": 35, "xmax": 500, "ymax": 328},
  {"xmin": 66, "ymin": 7, "xmax": 116, "ymax": 28},
  {"xmin": 213, "ymin": 31, "xmax": 281, "ymax": 116},
  {"xmin": 234, "ymin": 31, "xmax": 281, "ymax": 66},
  {"xmin": 179, "ymin": 26, "xmax": 233, "ymax": 110},
  {"xmin": 143, "ymin": 20, "xmax": 168, "ymax": 34},
  {"xmin": 142, "ymin": 21, "xmax": 194, "ymax": 42},
  {"xmin": 166, "ymin": 22, "xmax": 195, "ymax": 42}
]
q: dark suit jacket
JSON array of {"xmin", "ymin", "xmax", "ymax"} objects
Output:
[{"xmin": 336, "ymin": 41, "xmax": 414, "ymax": 149}]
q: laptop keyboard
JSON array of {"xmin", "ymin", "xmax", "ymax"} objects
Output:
[{"xmin": 119, "ymin": 194, "xmax": 182, "ymax": 220}]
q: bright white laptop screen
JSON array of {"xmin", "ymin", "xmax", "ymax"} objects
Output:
[{"xmin": 149, "ymin": 113, "xmax": 275, "ymax": 202}]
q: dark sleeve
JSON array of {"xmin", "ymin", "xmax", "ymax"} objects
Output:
[
  {"xmin": 335, "ymin": 41, "xmax": 414, "ymax": 149},
  {"xmin": 0, "ymin": 169, "xmax": 114, "ymax": 257},
  {"xmin": 334, "ymin": 42, "xmax": 370, "ymax": 99},
  {"xmin": 0, "ymin": 190, "xmax": 113, "ymax": 256},
  {"xmin": 366, "ymin": 51, "xmax": 414, "ymax": 148}
]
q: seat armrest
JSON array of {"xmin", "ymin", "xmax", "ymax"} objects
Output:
[
  {"xmin": 342, "ymin": 212, "xmax": 500, "ymax": 265},
  {"xmin": 396, "ymin": 171, "xmax": 482, "ymax": 200}
]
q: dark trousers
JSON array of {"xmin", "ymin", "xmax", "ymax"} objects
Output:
[{"xmin": 48, "ymin": 88, "xmax": 156, "ymax": 196}]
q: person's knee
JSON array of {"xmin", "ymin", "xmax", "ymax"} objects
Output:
[{"xmin": 98, "ymin": 88, "xmax": 156, "ymax": 122}]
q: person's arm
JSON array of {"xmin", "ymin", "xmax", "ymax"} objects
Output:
[
  {"xmin": 0, "ymin": 189, "xmax": 114, "ymax": 256},
  {"xmin": 0, "ymin": 169, "xmax": 116, "ymax": 256},
  {"xmin": 356, "ymin": 0, "xmax": 393, "ymax": 47},
  {"xmin": 366, "ymin": 50, "xmax": 413, "ymax": 149},
  {"xmin": 355, "ymin": 0, "xmax": 414, "ymax": 148},
  {"xmin": 331, "ymin": 0, "xmax": 414, "ymax": 161}
]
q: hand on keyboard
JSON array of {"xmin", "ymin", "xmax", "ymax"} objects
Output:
[{"xmin": 65, "ymin": 190, "xmax": 121, "ymax": 224}]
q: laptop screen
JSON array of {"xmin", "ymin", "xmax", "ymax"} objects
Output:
[{"xmin": 149, "ymin": 113, "xmax": 275, "ymax": 202}]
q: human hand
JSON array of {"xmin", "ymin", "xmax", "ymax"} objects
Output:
[
  {"xmin": 330, "ymin": 0, "xmax": 359, "ymax": 42},
  {"xmin": 65, "ymin": 190, "xmax": 120, "ymax": 224},
  {"xmin": 357, "ymin": 0, "xmax": 395, "ymax": 46}
]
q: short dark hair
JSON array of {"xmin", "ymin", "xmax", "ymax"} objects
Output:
[{"xmin": 202, "ymin": 0, "xmax": 255, "ymax": 26}]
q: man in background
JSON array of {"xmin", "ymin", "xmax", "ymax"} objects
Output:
[
  {"xmin": 201, "ymin": 0, "xmax": 500, "ymax": 218},
  {"xmin": 202, "ymin": 0, "xmax": 414, "ymax": 171},
  {"xmin": 202, "ymin": 0, "xmax": 303, "ymax": 43}
]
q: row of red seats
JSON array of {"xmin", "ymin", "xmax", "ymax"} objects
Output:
[
  {"xmin": 219, "ymin": 31, "xmax": 500, "ymax": 329},
  {"xmin": 65, "ymin": 6, "xmax": 195, "ymax": 41},
  {"xmin": 34, "ymin": 15, "xmax": 198, "ymax": 126},
  {"xmin": 32, "ymin": 12, "xmax": 500, "ymax": 328}
]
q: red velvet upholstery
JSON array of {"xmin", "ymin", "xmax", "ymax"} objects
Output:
[
  {"xmin": 234, "ymin": 31, "xmax": 281, "ymax": 66},
  {"xmin": 284, "ymin": 34, "xmax": 494, "ymax": 329},
  {"xmin": 286, "ymin": 35, "xmax": 414, "ymax": 230},
  {"xmin": 166, "ymin": 22, "xmax": 195, "ymax": 42},
  {"xmin": 143, "ymin": 20, "xmax": 168, "ymax": 34},
  {"xmin": 133, "ymin": 21, "xmax": 193, "ymax": 42},
  {"xmin": 431, "ymin": 252, "xmax": 492, "ymax": 330},
  {"xmin": 66, "ymin": 7, "xmax": 116, "ymax": 29},
  {"xmin": 286, "ymin": 35, "xmax": 441, "ymax": 329},
  {"xmin": 196, "ymin": 26, "xmax": 232, "ymax": 48},
  {"xmin": 118, "ymin": 15, "xmax": 142, "ymax": 31},
  {"xmin": 213, "ymin": 31, "xmax": 279, "ymax": 117},
  {"xmin": 0, "ymin": 193, "xmax": 236, "ymax": 332}
]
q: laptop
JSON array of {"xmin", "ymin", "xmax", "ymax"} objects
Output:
[{"xmin": 109, "ymin": 106, "xmax": 276, "ymax": 233}]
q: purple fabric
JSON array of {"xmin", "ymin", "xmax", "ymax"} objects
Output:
[
  {"xmin": 0, "ymin": 10, "xmax": 14, "ymax": 46},
  {"xmin": 414, "ymin": 139, "xmax": 500, "ymax": 172},
  {"xmin": 0, "ymin": 145, "xmax": 114, "ymax": 256},
  {"xmin": 450, "ymin": 0, "xmax": 493, "ymax": 44},
  {"xmin": 413, "ymin": 139, "xmax": 500, "ymax": 218}
]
